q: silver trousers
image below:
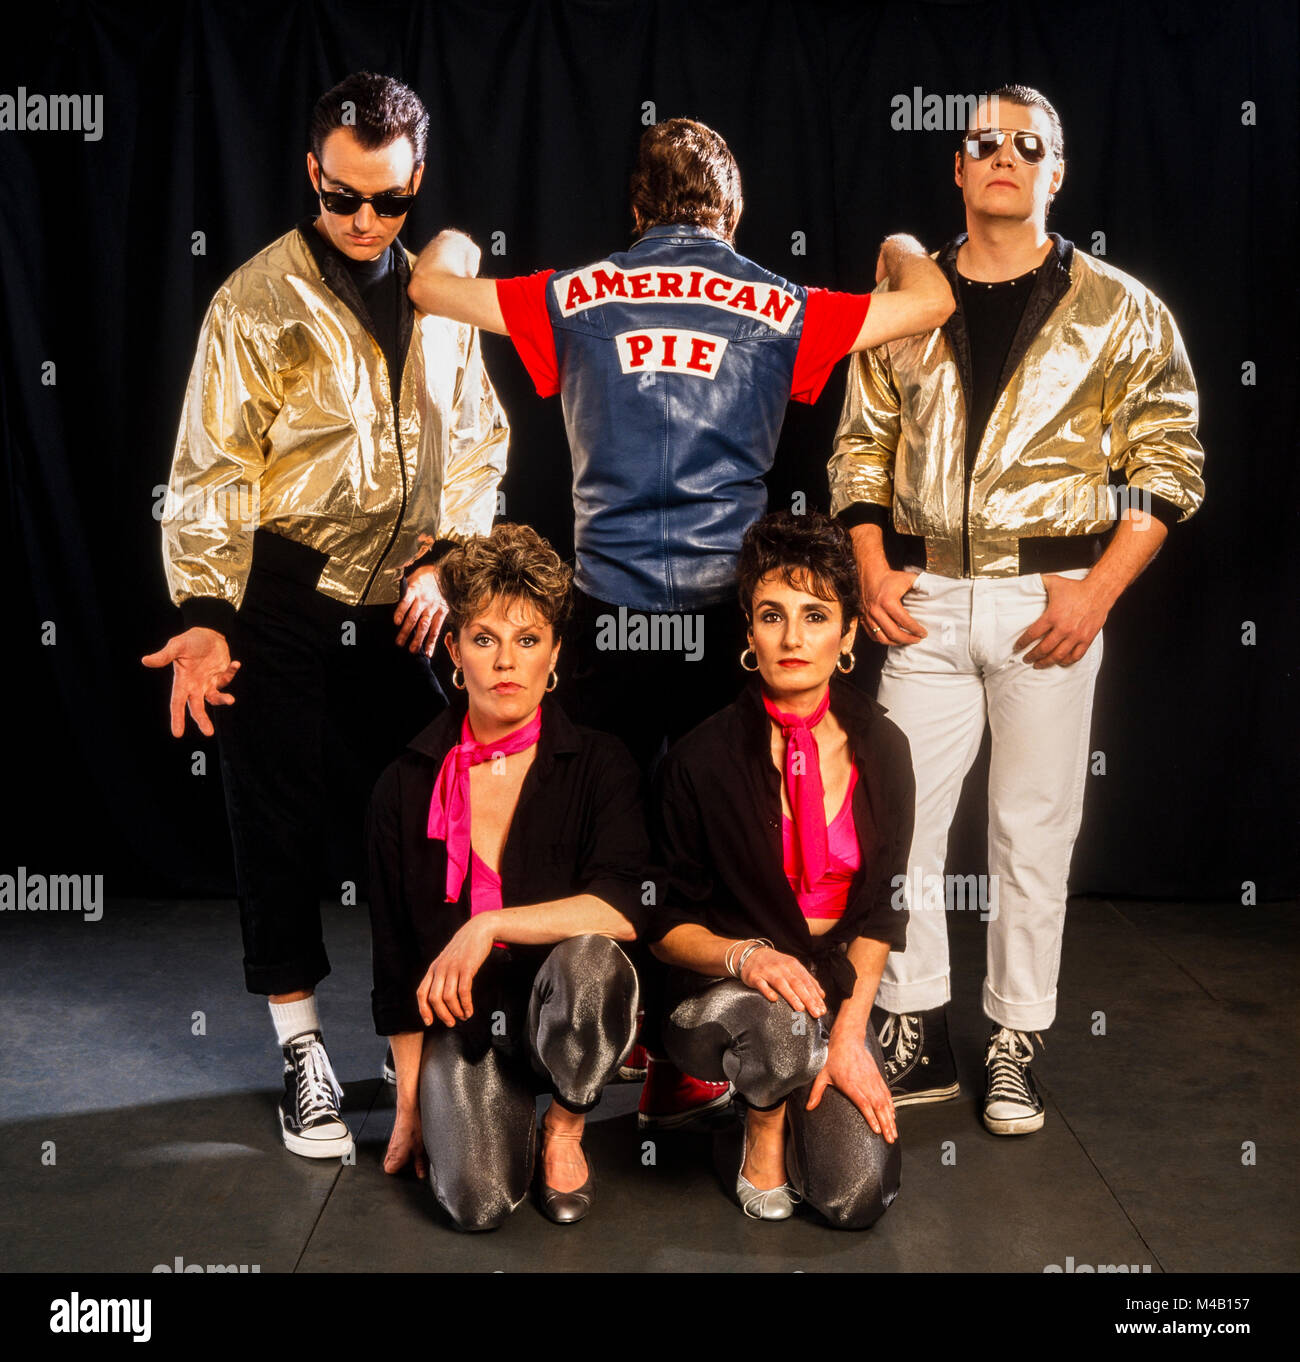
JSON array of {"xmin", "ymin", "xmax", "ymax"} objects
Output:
[
  {"xmin": 663, "ymin": 972, "xmax": 901, "ymax": 1229},
  {"xmin": 418, "ymin": 934, "xmax": 639, "ymax": 1231}
]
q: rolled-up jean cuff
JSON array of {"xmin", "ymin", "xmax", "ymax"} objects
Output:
[
  {"xmin": 873, "ymin": 973, "xmax": 950, "ymax": 1017},
  {"xmin": 243, "ymin": 951, "xmax": 330, "ymax": 998},
  {"xmin": 982, "ymin": 980, "xmax": 1056, "ymax": 1033}
]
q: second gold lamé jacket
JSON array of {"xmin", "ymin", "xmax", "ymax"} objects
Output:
[
  {"xmin": 162, "ymin": 219, "xmax": 509, "ymax": 631},
  {"xmin": 828, "ymin": 235, "xmax": 1205, "ymax": 578}
]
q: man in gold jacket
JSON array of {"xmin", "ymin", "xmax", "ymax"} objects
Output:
[
  {"xmin": 829, "ymin": 84, "xmax": 1204, "ymax": 1137},
  {"xmin": 143, "ymin": 73, "xmax": 508, "ymax": 1160}
]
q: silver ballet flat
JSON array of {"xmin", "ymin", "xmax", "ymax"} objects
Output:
[{"xmin": 735, "ymin": 1125, "xmax": 801, "ymax": 1221}]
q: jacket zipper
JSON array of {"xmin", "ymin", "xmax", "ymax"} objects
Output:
[{"xmin": 360, "ymin": 346, "xmax": 408, "ymax": 606}]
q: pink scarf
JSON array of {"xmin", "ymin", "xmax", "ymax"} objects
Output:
[
  {"xmin": 763, "ymin": 688, "xmax": 831, "ymax": 893},
  {"xmin": 427, "ymin": 706, "xmax": 542, "ymax": 903}
]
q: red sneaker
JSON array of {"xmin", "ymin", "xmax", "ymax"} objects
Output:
[{"xmin": 637, "ymin": 1056, "xmax": 733, "ymax": 1131}]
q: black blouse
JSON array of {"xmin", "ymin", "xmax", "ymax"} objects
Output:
[
  {"xmin": 649, "ymin": 676, "xmax": 915, "ymax": 1002},
  {"xmin": 365, "ymin": 694, "xmax": 650, "ymax": 1035}
]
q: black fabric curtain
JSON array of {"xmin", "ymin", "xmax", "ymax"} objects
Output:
[{"xmin": 1, "ymin": 0, "xmax": 1294, "ymax": 900}]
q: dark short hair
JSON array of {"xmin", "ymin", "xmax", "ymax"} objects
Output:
[
  {"xmin": 308, "ymin": 71, "xmax": 429, "ymax": 170},
  {"xmin": 438, "ymin": 523, "xmax": 573, "ymax": 640},
  {"xmin": 629, "ymin": 118, "xmax": 743, "ymax": 239},
  {"xmin": 737, "ymin": 511, "xmax": 862, "ymax": 636},
  {"xmin": 965, "ymin": 83, "xmax": 1064, "ymax": 160}
]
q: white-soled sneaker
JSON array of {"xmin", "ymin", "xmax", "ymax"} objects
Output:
[
  {"xmin": 982, "ymin": 1027, "xmax": 1046, "ymax": 1135},
  {"xmin": 279, "ymin": 1031, "xmax": 354, "ymax": 1159}
]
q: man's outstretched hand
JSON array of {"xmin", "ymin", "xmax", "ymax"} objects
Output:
[{"xmin": 141, "ymin": 627, "xmax": 240, "ymax": 737}]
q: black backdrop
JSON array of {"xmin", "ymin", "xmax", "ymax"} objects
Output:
[{"xmin": 1, "ymin": 0, "xmax": 1295, "ymax": 903}]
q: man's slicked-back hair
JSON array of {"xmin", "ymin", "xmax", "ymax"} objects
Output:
[
  {"xmin": 309, "ymin": 71, "xmax": 430, "ymax": 170},
  {"xmin": 629, "ymin": 118, "xmax": 744, "ymax": 239},
  {"xmin": 968, "ymin": 83, "xmax": 1065, "ymax": 160}
]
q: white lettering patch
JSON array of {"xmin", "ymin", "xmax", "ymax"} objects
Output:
[
  {"xmin": 614, "ymin": 328, "xmax": 728, "ymax": 379},
  {"xmin": 556, "ymin": 264, "xmax": 800, "ymax": 333}
]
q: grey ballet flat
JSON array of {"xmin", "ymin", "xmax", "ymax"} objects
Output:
[{"xmin": 735, "ymin": 1125, "xmax": 801, "ymax": 1221}]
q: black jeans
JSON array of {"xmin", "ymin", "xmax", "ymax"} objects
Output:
[
  {"xmin": 213, "ymin": 535, "xmax": 443, "ymax": 995},
  {"xmin": 561, "ymin": 587, "xmax": 746, "ymax": 775}
]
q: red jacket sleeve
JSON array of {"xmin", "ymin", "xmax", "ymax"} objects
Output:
[
  {"xmin": 790, "ymin": 288, "xmax": 871, "ymax": 404},
  {"xmin": 496, "ymin": 270, "xmax": 559, "ymax": 397}
]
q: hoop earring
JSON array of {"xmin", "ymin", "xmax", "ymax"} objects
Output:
[
  {"xmin": 739, "ymin": 647, "xmax": 759, "ymax": 673},
  {"xmin": 546, "ymin": 669, "xmax": 558, "ymax": 692},
  {"xmin": 451, "ymin": 667, "xmax": 465, "ymax": 690},
  {"xmin": 836, "ymin": 651, "xmax": 856, "ymax": 674}
]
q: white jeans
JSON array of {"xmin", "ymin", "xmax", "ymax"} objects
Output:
[{"xmin": 875, "ymin": 568, "xmax": 1101, "ymax": 1031}]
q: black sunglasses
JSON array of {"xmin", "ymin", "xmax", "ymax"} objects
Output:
[
  {"xmin": 962, "ymin": 128, "xmax": 1050, "ymax": 164},
  {"xmin": 317, "ymin": 169, "xmax": 418, "ymax": 218}
]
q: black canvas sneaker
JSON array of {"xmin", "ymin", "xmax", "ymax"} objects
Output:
[
  {"xmin": 871, "ymin": 1004, "xmax": 961, "ymax": 1106},
  {"xmin": 982, "ymin": 1026, "xmax": 1046, "ymax": 1135},
  {"xmin": 279, "ymin": 1031, "xmax": 354, "ymax": 1159}
]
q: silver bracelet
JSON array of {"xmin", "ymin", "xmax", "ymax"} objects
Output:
[
  {"xmin": 735, "ymin": 937, "xmax": 773, "ymax": 978},
  {"xmin": 724, "ymin": 938, "xmax": 753, "ymax": 978}
]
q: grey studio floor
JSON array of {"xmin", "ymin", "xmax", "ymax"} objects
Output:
[{"xmin": 1, "ymin": 897, "xmax": 1295, "ymax": 1276}]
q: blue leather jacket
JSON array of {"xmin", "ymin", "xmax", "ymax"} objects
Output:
[{"xmin": 546, "ymin": 226, "xmax": 810, "ymax": 611}]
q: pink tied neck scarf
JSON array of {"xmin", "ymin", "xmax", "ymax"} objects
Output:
[
  {"xmin": 762, "ymin": 687, "xmax": 832, "ymax": 893},
  {"xmin": 427, "ymin": 706, "xmax": 542, "ymax": 903}
]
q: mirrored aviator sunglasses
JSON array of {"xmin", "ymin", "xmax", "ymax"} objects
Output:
[
  {"xmin": 318, "ymin": 186, "xmax": 417, "ymax": 217},
  {"xmin": 963, "ymin": 128, "xmax": 1049, "ymax": 164}
]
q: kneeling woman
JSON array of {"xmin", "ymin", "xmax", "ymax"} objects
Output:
[
  {"xmin": 650, "ymin": 512, "xmax": 915, "ymax": 1228},
  {"xmin": 367, "ymin": 524, "xmax": 646, "ymax": 1230}
]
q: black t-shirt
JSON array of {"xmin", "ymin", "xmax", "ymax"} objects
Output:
[
  {"xmin": 340, "ymin": 245, "xmax": 404, "ymax": 389},
  {"xmin": 957, "ymin": 263, "xmax": 1040, "ymax": 467}
]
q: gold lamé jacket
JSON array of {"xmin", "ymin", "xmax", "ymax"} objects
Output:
[
  {"xmin": 162, "ymin": 219, "xmax": 509, "ymax": 627},
  {"xmin": 828, "ymin": 235, "xmax": 1205, "ymax": 578}
]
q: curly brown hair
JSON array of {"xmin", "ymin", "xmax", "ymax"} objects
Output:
[
  {"xmin": 629, "ymin": 118, "xmax": 743, "ymax": 240},
  {"xmin": 736, "ymin": 511, "xmax": 862, "ymax": 636},
  {"xmin": 438, "ymin": 523, "xmax": 573, "ymax": 640}
]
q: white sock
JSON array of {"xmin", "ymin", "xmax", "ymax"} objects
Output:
[{"xmin": 269, "ymin": 995, "xmax": 321, "ymax": 1047}]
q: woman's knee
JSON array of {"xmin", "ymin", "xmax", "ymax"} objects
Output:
[
  {"xmin": 737, "ymin": 996, "xmax": 825, "ymax": 1101},
  {"xmin": 432, "ymin": 1177, "xmax": 521, "ymax": 1233},
  {"xmin": 545, "ymin": 934, "xmax": 637, "ymax": 989}
]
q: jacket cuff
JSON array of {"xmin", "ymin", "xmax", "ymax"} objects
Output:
[
  {"xmin": 1144, "ymin": 493, "xmax": 1183, "ymax": 530},
  {"xmin": 836, "ymin": 501, "xmax": 891, "ymax": 531},
  {"xmin": 180, "ymin": 596, "xmax": 237, "ymax": 636},
  {"xmin": 406, "ymin": 538, "xmax": 459, "ymax": 574}
]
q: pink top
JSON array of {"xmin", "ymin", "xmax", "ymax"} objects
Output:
[
  {"xmin": 469, "ymin": 849, "xmax": 503, "ymax": 917},
  {"xmin": 469, "ymin": 850, "xmax": 508, "ymax": 950},
  {"xmin": 781, "ymin": 766, "xmax": 861, "ymax": 919}
]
